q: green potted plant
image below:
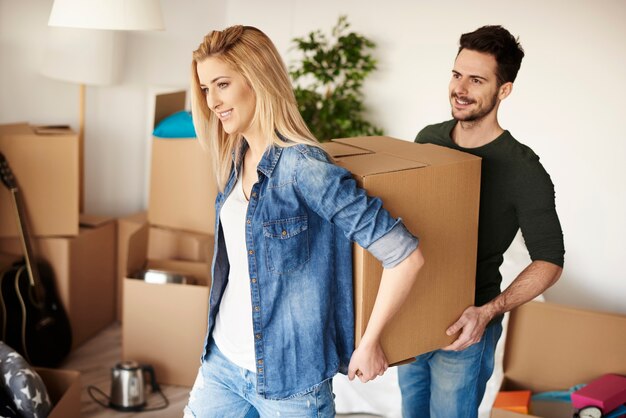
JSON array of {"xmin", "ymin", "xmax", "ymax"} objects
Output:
[{"xmin": 290, "ymin": 16, "xmax": 383, "ymax": 141}]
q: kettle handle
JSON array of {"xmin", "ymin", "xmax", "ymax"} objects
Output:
[{"xmin": 142, "ymin": 365, "xmax": 160, "ymax": 393}]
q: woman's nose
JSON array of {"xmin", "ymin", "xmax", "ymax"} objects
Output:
[{"xmin": 207, "ymin": 90, "xmax": 221, "ymax": 110}]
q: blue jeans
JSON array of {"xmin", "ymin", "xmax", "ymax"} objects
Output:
[
  {"xmin": 398, "ymin": 320, "xmax": 503, "ymax": 418},
  {"xmin": 183, "ymin": 341, "xmax": 336, "ymax": 417}
]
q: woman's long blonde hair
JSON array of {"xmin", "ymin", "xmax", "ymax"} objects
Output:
[{"xmin": 191, "ymin": 25, "xmax": 320, "ymax": 191}]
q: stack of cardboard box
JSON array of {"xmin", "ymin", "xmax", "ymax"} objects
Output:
[
  {"xmin": 0, "ymin": 123, "xmax": 109, "ymax": 416},
  {"xmin": 119, "ymin": 91, "xmax": 217, "ymax": 387},
  {"xmin": 0, "ymin": 123, "xmax": 116, "ymax": 350}
]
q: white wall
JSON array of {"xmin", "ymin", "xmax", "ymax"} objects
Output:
[{"xmin": 1, "ymin": 0, "xmax": 625, "ymax": 315}]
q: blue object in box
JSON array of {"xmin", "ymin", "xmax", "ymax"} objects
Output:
[{"xmin": 153, "ymin": 111, "xmax": 196, "ymax": 138}]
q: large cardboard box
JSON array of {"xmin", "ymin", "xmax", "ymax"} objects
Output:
[
  {"xmin": 0, "ymin": 123, "xmax": 79, "ymax": 237},
  {"xmin": 148, "ymin": 91, "xmax": 217, "ymax": 235},
  {"xmin": 0, "ymin": 214, "xmax": 116, "ymax": 348},
  {"xmin": 491, "ymin": 301, "xmax": 626, "ymax": 418},
  {"xmin": 37, "ymin": 367, "xmax": 81, "ymax": 418},
  {"xmin": 122, "ymin": 222, "xmax": 212, "ymax": 386},
  {"xmin": 322, "ymin": 136, "xmax": 481, "ymax": 365}
]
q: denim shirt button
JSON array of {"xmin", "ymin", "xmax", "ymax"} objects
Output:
[
  {"xmin": 251, "ymin": 192, "xmax": 257, "ymax": 198},
  {"xmin": 258, "ymin": 359, "xmax": 263, "ymax": 365},
  {"xmin": 254, "ymin": 306, "xmax": 260, "ymax": 312},
  {"xmin": 255, "ymin": 333, "xmax": 261, "ymax": 339},
  {"xmin": 246, "ymin": 219, "xmax": 251, "ymax": 224},
  {"xmin": 258, "ymin": 368, "xmax": 263, "ymax": 373},
  {"xmin": 251, "ymin": 278, "xmax": 257, "ymax": 283},
  {"xmin": 248, "ymin": 250, "xmax": 254, "ymax": 255}
]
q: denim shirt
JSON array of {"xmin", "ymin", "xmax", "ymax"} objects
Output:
[{"xmin": 202, "ymin": 140, "xmax": 419, "ymax": 400}]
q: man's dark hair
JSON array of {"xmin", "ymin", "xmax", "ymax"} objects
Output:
[{"xmin": 458, "ymin": 25, "xmax": 525, "ymax": 84}]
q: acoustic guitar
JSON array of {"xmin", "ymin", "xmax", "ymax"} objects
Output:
[{"xmin": 0, "ymin": 152, "xmax": 72, "ymax": 367}]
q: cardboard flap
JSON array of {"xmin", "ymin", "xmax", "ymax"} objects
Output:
[
  {"xmin": 154, "ymin": 91, "xmax": 186, "ymax": 128},
  {"xmin": 79, "ymin": 213, "xmax": 114, "ymax": 228},
  {"xmin": 334, "ymin": 152, "xmax": 427, "ymax": 177},
  {"xmin": 147, "ymin": 226, "xmax": 213, "ymax": 263},
  {"xmin": 36, "ymin": 367, "xmax": 81, "ymax": 418},
  {"xmin": 126, "ymin": 223, "xmax": 149, "ymax": 276},
  {"xmin": 322, "ymin": 142, "xmax": 372, "ymax": 158},
  {"xmin": 504, "ymin": 301, "xmax": 626, "ymax": 392},
  {"xmin": 33, "ymin": 125, "xmax": 73, "ymax": 135},
  {"xmin": 333, "ymin": 136, "xmax": 481, "ymax": 166}
]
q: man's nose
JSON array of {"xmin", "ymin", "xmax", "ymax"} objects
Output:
[{"xmin": 452, "ymin": 79, "xmax": 468, "ymax": 95}]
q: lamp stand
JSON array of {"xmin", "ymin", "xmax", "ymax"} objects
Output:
[{"xmin": 78, "ymin": 83, "xmax": 85, "ymax": 213}]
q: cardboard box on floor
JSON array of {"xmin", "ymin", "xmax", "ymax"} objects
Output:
[
  {"xmin": 322, "ymin": 136, "xmax": 481, "ymax": 365},
  {"xmin": 0, "ymin": 214, "xmax": 116, "ymax": 349},
  {"xmin": 116, "ymin": 212, "xmax": 212, "ymax": 321},
  {"xmin": 37, "ymin": 367, "xmax": 81, "ymax": 418},
  {"xmin": 491, "ymin": 301, "xmax": 626, "ymax": 418},
  {"xmin": 122, "ymin": 222, "xmax": 213, "ymax": 387},
  {"xmin": 148, "ymin": 91, "xmax": 217, "ymax": 235},
  {"xmin": 0, "ymin": 123, "xmax": 78, "ymax": 238}
]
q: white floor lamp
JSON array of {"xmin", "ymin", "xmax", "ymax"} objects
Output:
[
  {"xmin": 40, "ymin": 27, "xmax": 124, "ymax": 213},
  {"xmin": 42, "ymin": 0, "xmax": 165, "ymax": 212}
]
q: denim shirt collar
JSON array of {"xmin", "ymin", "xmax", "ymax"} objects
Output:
[{"xmin": 230, "ymin": 134, "xmax": 287, "ymax": 180}]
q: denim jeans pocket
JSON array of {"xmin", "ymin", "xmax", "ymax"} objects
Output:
[{"xmin": 263, "ymin": 216, "xmax": 310, "ymax": 274}]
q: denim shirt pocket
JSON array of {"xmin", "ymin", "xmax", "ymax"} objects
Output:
[{"xmin": 262, "ymin": 215, "xmax": 310, "ymax": 274}]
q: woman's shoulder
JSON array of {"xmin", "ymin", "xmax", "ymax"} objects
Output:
[{"xmin": 282, "ymin": 143, "xmax": 329, "ymax": 162}]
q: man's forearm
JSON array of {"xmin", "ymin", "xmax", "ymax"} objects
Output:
[{"xmin": 482, "ymin": 260, "xmax": 563, "ymax": 320}]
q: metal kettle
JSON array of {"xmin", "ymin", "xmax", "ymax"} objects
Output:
[{"xmin": 109, "ymin": 361, "xmax": 158, "ymax": 411}]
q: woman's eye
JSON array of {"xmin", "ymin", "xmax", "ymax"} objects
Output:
[
  {"xmin": 201, "ymin": 87, "xmax": 209, "ymax": 95},
  {"xmin": 217, "ymin": 82, "xmax": 229, "ymax": 89}
]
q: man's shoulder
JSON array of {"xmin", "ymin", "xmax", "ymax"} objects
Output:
[
  {"xmin": 501, "ymin": 133, "xmax": 542, "ymax": 165},
  {"xmin": 415, "ymin": 120, "xmax": 455, "ymax": 143}
]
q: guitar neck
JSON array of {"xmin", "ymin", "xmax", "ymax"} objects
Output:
[{"xmin": 9, "ymin": 187, "xmax": 45, "ymax": 303}]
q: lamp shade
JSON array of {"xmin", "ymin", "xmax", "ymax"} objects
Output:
[
  {"xmin": 48, "ymin": 0, "xmax": 165, "ymax": 31},
  {"xmin": 40, "ymin": 27, "xmax": 123, "ymax": 86}
]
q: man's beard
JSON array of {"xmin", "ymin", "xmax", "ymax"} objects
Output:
[{"xmin": 451, "ymin": 92, "xmax": 498, "ymax": 123}]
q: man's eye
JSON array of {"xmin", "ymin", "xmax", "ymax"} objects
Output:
[{"xmin": 471, "ymin": 78, "xmax": 482, "ymax": 84}]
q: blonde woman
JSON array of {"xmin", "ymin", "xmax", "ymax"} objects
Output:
[{"xmin": 184, "ymin": 25, "xmax": 424, "ymax": 418}]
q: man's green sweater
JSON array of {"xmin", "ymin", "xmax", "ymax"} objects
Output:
[{"xmin": 416, "ymin": 120, "xmax": 565, "ymax": 306}]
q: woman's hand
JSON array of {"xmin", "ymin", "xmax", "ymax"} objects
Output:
[
  {"xmin": 347, "ymin": 339, "xmax": 388, "ymax": 383},
  {"xmin": 347, "ymin": 247, "xmax": 423, "ymax": 383}
]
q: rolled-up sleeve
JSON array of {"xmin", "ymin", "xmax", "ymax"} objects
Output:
[{"xmin": 366, "ymin": 221, "xmax": 419, "ymax": 268}]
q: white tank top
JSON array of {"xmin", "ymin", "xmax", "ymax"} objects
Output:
[{"xmin": 212, "ymin": 173, "xmax": 255, "ymax": 371}]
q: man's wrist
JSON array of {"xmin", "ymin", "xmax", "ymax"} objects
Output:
[{"xmin": 479, "ymin": 301, "xmax": 501, "ymax": 323}]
